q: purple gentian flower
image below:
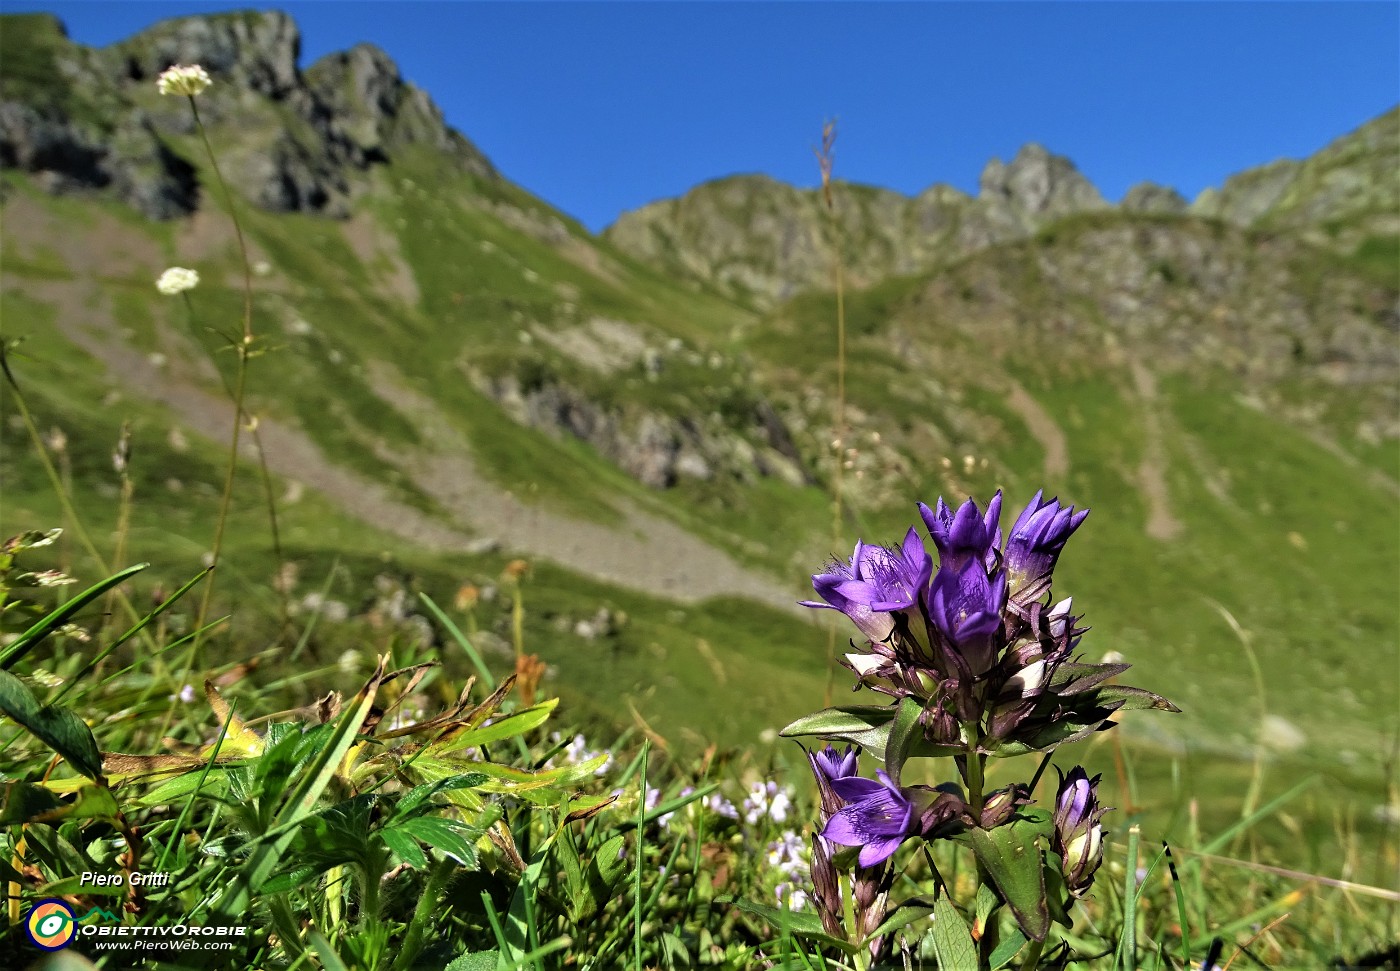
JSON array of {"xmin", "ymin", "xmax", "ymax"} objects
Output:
[
  {"xmin": 822, "ymin": 770, "xmax": 916, "ymax": 868},
  {"xmin": 1004, "ymin": 491, "xmax": 1088, "ymax": 597},
  {"xmin": 812, "ymin": 745, "xmax": 859, "ymax": 783},
  {"xmin": 1052, "ymin": 766, "xmax": 1109, "ymax": 897},
  {"xmin": 807, "ymin": 745, "xmax": 860, "ymax": 818},
  {"xmin": 928, "ymin": 559, "xmax": 1008, "ymax": 676},
  {"xmin": 802, "ymin": 528, "xmax": 932, "ymax": 643},
  {"xmin": 919, "ymin": 493, "xmax": 1002, "ymax": 572}
]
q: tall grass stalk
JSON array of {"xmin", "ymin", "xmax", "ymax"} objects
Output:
[
  {"xmin": 0, "ymin": 348, "xmax": 155, "ymax": 652},
  {"xmin": 183, "ymin": 90, "xmax": 263, "ymax": 665},
  {"xmin": 815, "ymin": 119, "xmax": 846, "ymax": 708}
]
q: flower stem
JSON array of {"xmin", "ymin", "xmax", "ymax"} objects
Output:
[{"xmin": 184, "ymin": 94, "xmax": 262, "ymax": 666}]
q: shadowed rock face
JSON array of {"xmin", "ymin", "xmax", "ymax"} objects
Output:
[
  {"xmin": 114, "ymin": 10, "xmax": 302, "ymax": 99},
  {"xmin": 0, "ymin": 10, "xmax": 494, "ymax": 219}
]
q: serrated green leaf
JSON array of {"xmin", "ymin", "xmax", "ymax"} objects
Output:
[
  {"xmin": 379, "ymin": 826, "xmax": 429, "ymax": 869},
  {"xmin": 929, "ymin": 891, "xmax": 978, "ymax": 969},
  {"xmin": 965, "ymin": 814, "xmax": 1052, "ymax": 942},
  {"xmin": 0, "ymin": 670, "xmax": 103, "ymax": 778},
  {"xmin": 389, "ymin": 772, "xmax": 489, "ymax": 823},
  {"xmin": 399, "ymin": 816, "xmax": 477, "ymax": 867}
]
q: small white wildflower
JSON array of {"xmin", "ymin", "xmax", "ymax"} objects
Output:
[
  {"xmin": 156, "ymin": 267, "xmax": 199, "ymax": 295},
  {"xmin": 743, "ymin": 780, "xmax": 793, "ymax": 825},
  {"xmin": 775, "ymin": 883, "xmax": 810, "ymax": 911},
  {"xmin": 767, "ymin": 830, "xmax": 809, "ymax": 877},
  {"xmin": 169, "ymin": 684, "xmax": 196, "ymax": 704},
  {"xmin": 157, "ymin": 63, "xmax": 212, "ymax": 97}
]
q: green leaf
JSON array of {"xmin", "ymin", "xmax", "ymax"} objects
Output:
[
  {"xmin": 883, "ymin": 696, "xmax": 923, "ymax": 786},
  {"xmin": 0, "ymin": 670, "xmax": 103, "ymax": 778},
  {"xmin": 134, "ymin": 768, "xmax": 230, "ymax": 808},
  {"xmin": 586, "ymin": 833, "xmax": 627, "ymax": 916},
  {"xmin": 989, "ymin": 928, "xmax": 1029, "ymax": 969},
  {"xmin": 0, "ymin": 562, "xmax": 147, "ymax": 670},
  {"xmin": 721, "ymin": 896, "xmax": 855, "ymax": 954},
  {"xmin": 865, "ymin": 894, "xmax": 937, "ymax": 941},
  {"xmin": 964, "ymin": 814, "xmax": 1052, "ymax": 942},
  {"xmin": 929, "ymin": 891, "xmax": 978, "ymax": 969},
  {"xmin": 0, "ymin": 781, "xmax": 62, "ymax": 824},
  {"xmin": 975, "ymin": 879, "xmax": 1000, "ymax": 935},
  {"xmin": 444, "ymin": 951, "xmax": 499, "ymax": 971},
  {"xmin": 432, "ymin": 700, "xmax": 557, "ymax": 753},
  {"xmin": 399, "ymin": 816, "xmax": 478, "ymax": 867},
  {"xmin": 308, "ymin": 932, "xmax": 352, "ymax": 971},
  {"xmin": 211, "ymin": 658, "xmax": 387, "ymax": 923},
  {"xmin": 380, "ymin": 826, "xmax": 429, "ymax": 869},
  {"xmin": 1097, "ymin": 684, "xmax": 1181, "ymax": 713},
  {"xmin": 779, "ymin": 704, "xmax": 897, "ymax": 751},
  {"xmin": 389, "ymin": 772, "xmax": 489, "ymax": 823}
]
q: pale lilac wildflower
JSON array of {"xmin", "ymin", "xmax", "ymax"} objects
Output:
[{"xmin": 743, "ymin": 780, "xmax": 793, "ymax": 825}]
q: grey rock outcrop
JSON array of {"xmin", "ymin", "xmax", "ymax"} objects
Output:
[
  {"xmin": 471, "ymin": 370, "xmax": 810, "ymax": 490},
  {"xmin": 0, "ymin": 10, "xmax": 495, "ymax": 219},
  {"xmin": 605, "ymin": 144, "xmax": 1113, "ymax": 307},
  {"xmin": 112, "ymin": 10, "xmax": 301, "ymax": 99},
  {"xmin": 1121, "ymin": 182, "xmax": 1189, "ymax": 215},
  {"xmin": 977, "ymin": 143, "xmax": 1109, "ymax": 233}
]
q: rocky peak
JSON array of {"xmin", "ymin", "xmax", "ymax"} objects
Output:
[
  {"xmin": 112, "ymin": 11, "xmax": 301, "ymax": 99},
  {"xmin": 1121, "ymin": 182, "xmax": 1189, "ymax": 215},
  {"xmin": 0, "ymin": 9, "xmax": 493, "ymax": 220},
  {"xmin": 978, "ymin": 143, "xmax": 1108, "ymax": 230}
]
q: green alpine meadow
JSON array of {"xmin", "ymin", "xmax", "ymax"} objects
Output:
[{"xmin": 0, "ymin": 9, "xmax": 1396, "ymax": 969}]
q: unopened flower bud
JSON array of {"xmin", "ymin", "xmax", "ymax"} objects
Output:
[
  {"xmin": 979, "ymin": 783, "xmax": 1030, "ymax": 829},
  {"xmin": 1052, "ymin": 767, "xmax": 1109, "ymax": 897}
]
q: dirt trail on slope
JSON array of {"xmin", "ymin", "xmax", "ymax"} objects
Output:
[
  {"xmin": 1001, "ymin": 379, "xmax": 1070, "ymax": 483},
  {"xmin": 363, "ymin": 362, "xmax": 803, "ymax": 611},
  {"xmin": 1129, "ymin": 360, "xmax": 1185, "ymax": 541},
  {"xmin": 11, "ymin": 272, "xmax": 804, "ymax": 614}
]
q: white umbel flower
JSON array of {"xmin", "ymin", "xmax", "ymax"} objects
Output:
[
  {"xmin": 156, "ymin": 267, "xmax": 199, "ymax": 295},
  {"xmin": 156, "ymin": 64, "xmax": 212, "ymax": 96}
]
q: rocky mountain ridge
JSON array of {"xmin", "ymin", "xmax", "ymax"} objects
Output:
[
  {"xmin": 0, "ymin": 11, "xmax": 493, "ymax": 219},
  {"xmin": 605, "ymin": 107, "xmax": 1398, "ymax": 307}
]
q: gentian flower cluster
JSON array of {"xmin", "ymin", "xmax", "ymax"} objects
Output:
[
  {"xmin": 779, "ymin": 490, "xmax": 1177, "ymax": 961},
  {"xmin": 803, "ymin": 490, "xmax": 1127, "ymax": 753}
]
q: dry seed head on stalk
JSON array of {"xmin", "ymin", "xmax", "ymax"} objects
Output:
[
  {"xmin": 156, "ymin": 64, "xmax": 212, "ymax": 96},
  {"xmin": 156, "ymin": 267, "xmax": 199, "ymax": 295}
]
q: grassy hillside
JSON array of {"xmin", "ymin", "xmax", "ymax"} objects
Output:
[{"xmin": 2, "ymin": 16, "xmax": 1397, "ymax": 905}]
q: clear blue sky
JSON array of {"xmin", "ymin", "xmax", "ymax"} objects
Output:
[{"xmin": 10, "ymin": 2, "xmax": 1399, "ymax": 232}]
